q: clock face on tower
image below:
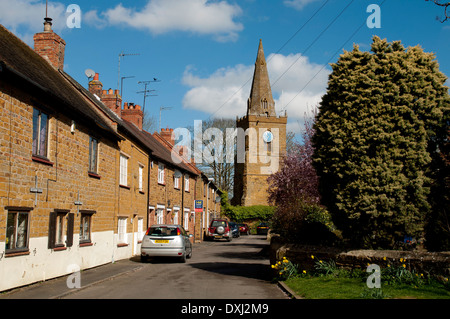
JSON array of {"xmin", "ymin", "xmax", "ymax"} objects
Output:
[{"xmin": 263, "ymin": 130, "xmax": 273, "ymax": 143}]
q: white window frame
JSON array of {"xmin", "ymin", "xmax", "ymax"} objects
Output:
[
  {"xmin": 173, "ymin": 207, "xmax": 179, "ymax": 225},
  {"xmin": 184, "ymin": 208, "xmax": 190, "ymax": 231},
  {"xmin": 118, "ymin": 217, "xmax": 127, "ymax": 244},
  {"xmin": 120, "ymin": 154, "xmax": 128, "ymax": 186},
  {"xmin": 158, "ymin": 163, "xmax": 165, "ymax": 184},
  {"xmin": 138, "ymin": 164, "xmax": 144, "ymax": 192},
  {"xmin": 184, "ymin": 175, "xmax": 190, "ymax": 192},
  {"xmin": 32, "ymin": 108, "xmax": 49, "ymax": 158},
  {"xmin": 174, "ymin": 171, "xmax": 180, "ymax": 189},
  {"xmin": 156, "ymin": 207, "xmax": 164, "ymax": 224}
]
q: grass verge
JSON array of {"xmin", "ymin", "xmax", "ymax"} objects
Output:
[{"xmin": 284, "ymin": 275, "xmax": 450, "ymax": 299}]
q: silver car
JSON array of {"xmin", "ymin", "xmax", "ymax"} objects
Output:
[{"xmin": 141, "ymin": 224, "xmax": 193, "ymax": 263}]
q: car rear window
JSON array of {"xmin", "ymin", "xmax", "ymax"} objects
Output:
[
  {"xmin": 211, "ymin": 220, "xmax": 226, "ymax": 227},
  {"xmin": 146, "ymin": 226, "xmax": 180, "ymax": 237}
]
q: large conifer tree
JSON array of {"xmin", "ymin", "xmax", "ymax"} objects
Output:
[{"xmin": 312, "ymin": 36, "xmax": 449, "ymax": 249}]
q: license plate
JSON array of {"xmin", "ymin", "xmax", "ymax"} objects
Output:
[
  {"xmin": 155, "ymin": 240, "xmax": 169, "ymax": 244},
  {"xmin": 214, "ymin": 235, "xmax": 223, "ymax": 239}
]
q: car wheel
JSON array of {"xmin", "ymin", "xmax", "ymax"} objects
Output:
[
  {"xmin": 187, "ymin": 248, "xmax": 193, "ymax": 259},
  {"xmin": 179, "ymin": 252, "xmax": 187, "ymax": 263}
]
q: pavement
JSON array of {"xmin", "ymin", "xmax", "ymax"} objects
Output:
[{"xmin": 0, "ymin": 258, "xmax": 144, "ymax": 299}]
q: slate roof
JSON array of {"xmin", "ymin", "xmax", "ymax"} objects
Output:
[
  {"xmin": 0, "ymin": 24, "xmax": 119, "ymax": 139},
  {"xmin": 0, "ymin": 23, "xmax": 200, "ymax": 178}
]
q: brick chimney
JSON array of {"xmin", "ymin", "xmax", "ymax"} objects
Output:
[
  {"xmin": 160, "ymin": 128, "xmax": 175, "ymax": 145},
  {"xmin": 88, "ymin": 73, "xmax": 103, "ymax": 98},
  {"xmin": 122, "ymin": 102, "xmax": 144, "ymax": 130},
  {"xmin": 102, "ymin": 89, "xmax": 122, "ymax": 117},
  {"xmin": 33, "ymin": 17, "xmax": 66, "ymax": 70}
]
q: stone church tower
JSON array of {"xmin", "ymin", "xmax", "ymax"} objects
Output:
[{"xmin": 232, "ymin": 40, "xmax": 287, "ymax": 207}]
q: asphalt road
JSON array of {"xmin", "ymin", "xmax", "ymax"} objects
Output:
[
  {"xmin": 2, "ymin": 234, "xmax": 288, "ymax": 300},
  {"xmin": 65, "ymin": 234, "xmax": 287, "ymax": 299}
]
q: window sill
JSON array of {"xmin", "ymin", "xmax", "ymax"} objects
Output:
[
  {"xmin": 32, "ymin": 155, "xmax": 54, "ymax": 166},
  {"xmin": 119, "ymin": 184, "xmax": 130, "ymax": 190},
  {"xmin": 139, "ymin": 190, "xmax": 145, "ymax": 195},
  {"xmin": 79, "ymin": 242, "xmax": 93, "ymax": 247},
  {"xmin": 88, "ymin": 172, "xmax": 101, "ymax": 179},
  {"xmin": 5, "ymin": 249, "xmax": 30, "ymax": 257},
  {"xmin": 158, "ymin": 182, "xmax": 165, "ymax": 186},
  {"xmin": 53, "ymin": 246, "xmax": 67, "ymax": 251},
  {"xmin": 117, "ymin": 243, "xmax": 128, "ymax": 247}
]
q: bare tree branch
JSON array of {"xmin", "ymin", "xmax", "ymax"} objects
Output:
[{"xmin": 426, "ymin": 0, "xmax": 450, "ymax": 22}]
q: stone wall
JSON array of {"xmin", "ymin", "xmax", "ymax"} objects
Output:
[{"xmin": 269, "ymin": 235, "xmax": 450, "ymax": 276}]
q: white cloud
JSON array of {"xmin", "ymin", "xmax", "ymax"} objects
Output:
[
  {"xmin": 93, "ymin": 0, "xmax": 243, "ymax": 42},
  {"xmin": 0, "ymin": 0, "xmax": 67, "ymax": 40},
  {"xmin": 182, "ymin": 64, "xmax": 253, "ymax": 118},
  {"xmin": 283, "ymin": 0, "xmax": 322, "ymax": 11},
  {"xmin": 182, "ymin": 52, "xmax": 330, "ymax": 132}
]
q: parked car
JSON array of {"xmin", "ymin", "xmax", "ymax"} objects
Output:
[
  {"xmin": 229, "ymin": 221, "xmax": 240, "ymax": 238},
  {"xmin": 256, "ymin": 222, "xmax": 269, "ymax": 235},
  {"xmin": 237, "ymin": 223, "xmax": 250, "ymax": 235},
  {"xmin": 141, "ymin": 224, "xmax": 193, "ymax": 263},
  {"xmin": 207, "ymin": 219, "xmax": 232, "ymax": 241}
]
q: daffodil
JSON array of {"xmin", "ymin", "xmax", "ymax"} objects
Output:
[
  {"xmin": 402, "ymin": 264, "xmax": 406, "ymax": 268},
  {"xmin": 303, "ymin": 270, "xmax": 307, "ymax": 274},
  {"xmin": 283, "ymin": 259, "xmax": 289, "ymax": 263},
  {"xmin": 311, "ymin": 255, "xmax": 315, "ymax": 259},
  {"xmin": 383, "ymin": 257, "xmax": 386, "ymax": 261}
]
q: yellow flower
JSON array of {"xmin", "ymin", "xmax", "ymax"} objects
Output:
[
  {"xmin": 283, "ymin": 259, "xmax": 289, "ymax": 263},
  {"xmin": 283, "ymin": 257, "xmax": 287, "ymax": 260},
  {"xmin": 383, "ymin": 257, "xmax": 387, "ymax": 261},
  {"xmin": 319, "ymin": 260, "xmax": 323, "ymax": 263},
  {"xmin": 387, "ymin": 264, "xmax": 390, "ymax": 268},
  {"xmin": 303, "ymin": 270, "xmax": 307, "ymax": 274},
  {"xmin": 279, "ymin": 272, "xmax": 282, "ymax": 275},
  {"xmin": 311, "ymin": 255, "xmax": 315, "ymax": 259},
  {"xmin": 402, "ymin": 264, "xmax": 406, "ymax": 268},
  {"xmin": 421, "ymin": 274, "xmax": 424, "ymax": 277},
  {"xmin": 400, "ymin": 258, "xmax": 404, "ymax": 262}
]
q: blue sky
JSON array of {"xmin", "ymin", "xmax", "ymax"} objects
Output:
[{"xmin": 1, "ymin": 0, "xmax": 449, "ymax": 137}]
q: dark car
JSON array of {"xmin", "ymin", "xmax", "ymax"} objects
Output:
[
  {"xmin": 229, "ymin": 221, "xmax": 240, "ymax": 238},
  {"xmin": 256, "ymin": 222, "xmax": 269, "ymax": 235},
  {"xmin": 237, "ymin": 223, "xmax": 250, "ymax": 235},
  {"xmin": 207, "ymin": 219, "xmax": 232, "ymax": 241}
]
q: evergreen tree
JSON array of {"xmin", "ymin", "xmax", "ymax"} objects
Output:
[{"xmin": 312, "ymin": 36, "xmax": 450, "ymax": 249}]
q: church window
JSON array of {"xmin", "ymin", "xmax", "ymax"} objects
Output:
[{"xmin": 261, "ymin": 99, "xmax": 268, "ymax": 110}]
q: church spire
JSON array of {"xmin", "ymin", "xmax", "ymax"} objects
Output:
[{"xmin": 247, "ymin": 39, "xmax": 275, "ymax": 117}]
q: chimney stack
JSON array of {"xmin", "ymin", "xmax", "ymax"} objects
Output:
[
  {"xmin": 160, "ymin": 128, "xmax": 175, "ymax": 145},
  {"xmin": 33, "ymin": 17, "xmax": 66, "ymax": 70},
  {"xmin": 102, "ymin": 89, "xmax": 122, "ymax": 117},
  {"xmin": 89, "ymin": 73, "xmax": 103, "ymax": 98},
  {"xmin": 122, "ymin": 102, "xmax": 144, "ymax": 130}
]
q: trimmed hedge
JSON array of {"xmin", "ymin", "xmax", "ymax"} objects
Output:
[{"xmin": 221, "ymin": 191, "xmax": 275, "ymax": 222}]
